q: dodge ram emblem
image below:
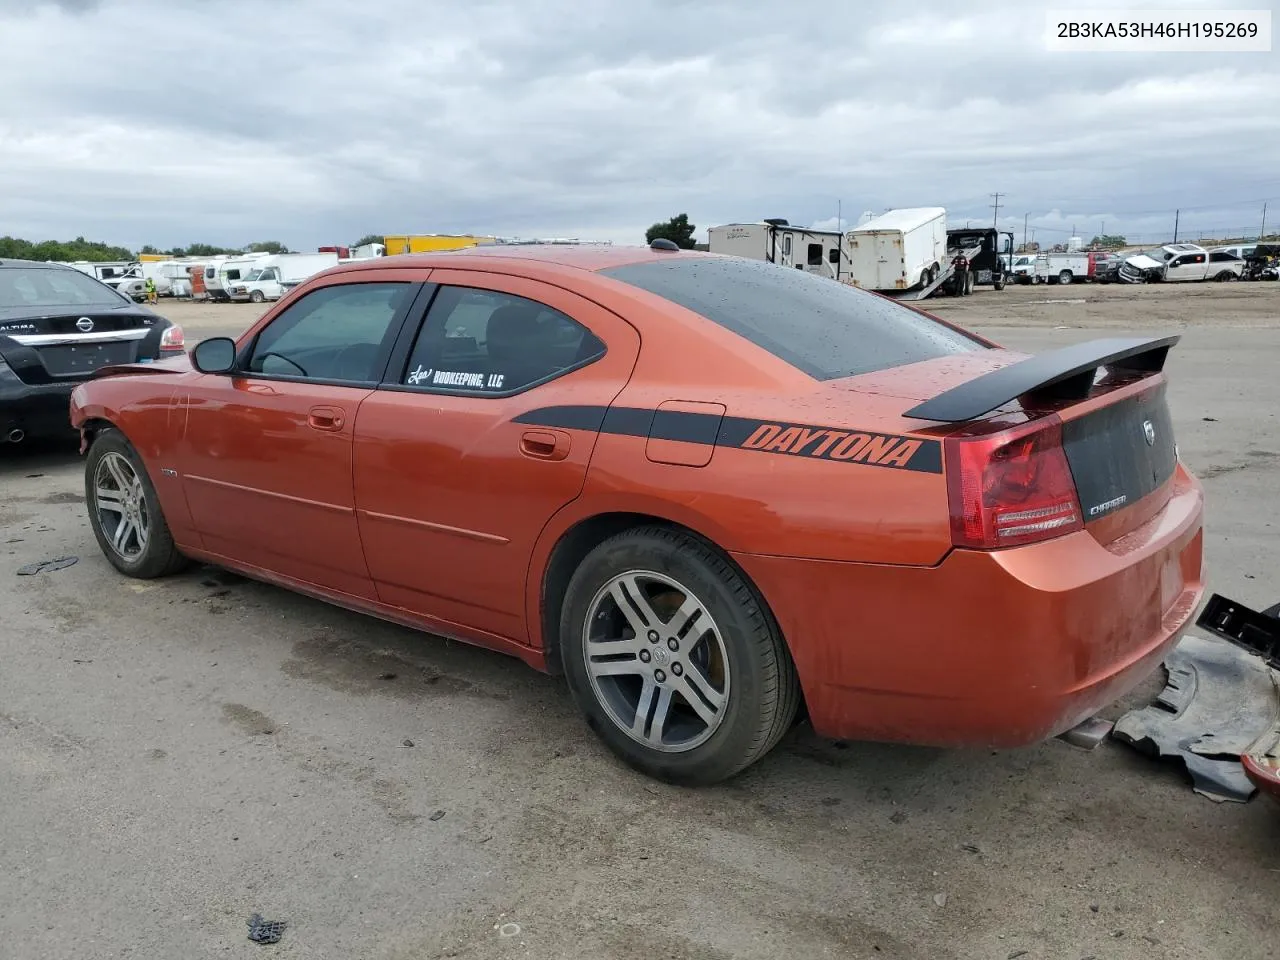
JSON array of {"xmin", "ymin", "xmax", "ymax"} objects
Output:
[
  {"xmin": 1143, "ymin": 420, "xmax": 1155, "ymax": 446},
  {"xmin": 76, "ymin": 316, "xmax": 94, "ymax": 332}
]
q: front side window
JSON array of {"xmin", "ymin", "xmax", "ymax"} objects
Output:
[
  {"xmin": 247, "ymin": 282, "xmax": 412, "ymax": 382},
  {"xmin": 400, "ymin": 286, "xmax": 605, "ymax": 394}
]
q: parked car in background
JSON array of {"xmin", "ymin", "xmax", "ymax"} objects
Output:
[
  {"xmin": 1092, "ymin": 253, "xmax": 1125, "ymax": 283},
  {"xmin": 1010, "ymin": 253, "xmax": 1044, "ymax": 284},
  {"xmin": 227, "ymin": 252, "xmax": 341, "ymax": 303},
  {"xmin": 68, "ymin": 242, "xmax": 1204, "ymax": 785},
  {"xmin": 0, "ymin": 258, "xmax": 184, "ymax": 442},
  {"xmin": 204, "ymin": 255, "xmax": 269, "ymax": 302},
  {"xmin": 1120, "ymin": 243, "xmax": 1244, "ymax": 283}
]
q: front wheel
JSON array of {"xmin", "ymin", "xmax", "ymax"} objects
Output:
[
  {"xmin": 249, "ymin": 290, "xmax": 265, "ymax": 303},
  {"xmin": 560, "ymin": 526, "xmax": 800, "ymax": 786},
  {"xmin": 85, "ymin": 428, "xmax": 190, "ymax": 579}
]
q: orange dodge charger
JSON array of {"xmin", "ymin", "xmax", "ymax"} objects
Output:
[{"xmin": 69, "ymin": 243, "xmax": 1205, "ymax": 785}]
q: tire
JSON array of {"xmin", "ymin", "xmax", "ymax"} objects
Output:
[
  {"xmin": 84, "ymin": 428, "xmax": 190, "ymax": 579},
  {"xmin": 1058, "ymin": 270, "xmax": 1073, "ymax": 285},
  {"xmin": 249, "ymin": 290, "xmax": 265, "ymax": 303},
  {"xmin": 560, "ymin": 526, "xmax": 800, "ymax": 786},
  {"xmin": 1214, "ymin": 271, "xmax": 1235, "ymax": 282},
  {"xmin": 964, "ymin": 270, "xmax": 976, "ymax": 295}
]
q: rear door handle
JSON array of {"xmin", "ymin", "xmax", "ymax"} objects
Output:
[
  {"xmin": 307, "ymin": 405, "xmax": 345, "ymax": 431},
  {"xmin": 520, "ymin": 429, "xmax": 571, "ymax": 461}
]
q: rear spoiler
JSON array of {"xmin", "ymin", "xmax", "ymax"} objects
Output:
[{"xmin": 905, "ymin": 335, "xmax": 1179, "ymax": 423}]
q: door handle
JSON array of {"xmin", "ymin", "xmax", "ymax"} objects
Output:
[
  {"xmin": 520, "ymin": 429, "xmax": 570, "ymax": 461},
  {"xmin": 307, "ymin": 405, "xmax": 345, "ymax": 431}
]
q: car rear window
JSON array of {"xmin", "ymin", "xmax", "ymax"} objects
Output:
[
  {"xmin": 599, "ymin": 256, "xmax": 986, "ymax": 380},
  {"xmin": 0, "ymin": 266, "xmax": 125, "ymax": 308}
]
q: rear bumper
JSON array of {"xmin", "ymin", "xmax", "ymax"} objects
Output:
[
  {"xmin": 0, "ymin": 369, "xmax": 76, "ymax": 438},
  {"xmin": 732, "ymin": 466, "xmax": 1206, "ymax": 748}
]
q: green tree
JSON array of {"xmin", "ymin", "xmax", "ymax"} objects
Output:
[
  {"xmin": 0, "ymin": 235, "xmax": 135, "ymax": 262},
  {"xmin": 644, "ymin": 213, "xmax": 697, "ymax": 249},
  {"xmin": 353, "ymin": 234, "xmax": 384, "ymax": 247},
  {"xmin": 170, "ymin": 242, "xmax": 244, "ymax": 257},
  {"xmin": 1090, "ymin": 234, "xmax": 1127, "ymax": 249},
  {"xmin": 138, "ymin": 244, "xmax": 160, "ymax": 255},
  {"xmin": 246, "ymin": 240, "xmax": 290, "ymax": 254}
]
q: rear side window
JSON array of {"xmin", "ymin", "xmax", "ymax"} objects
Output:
[
  {"xmin": 400, "ymin": 286, "xmax": 605, "ymax": 394},
  {"xmin": 600, "ymin": 257, "xmax": 985, "ymax": 380}
]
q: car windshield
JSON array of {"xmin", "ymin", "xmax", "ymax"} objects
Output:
[
  {"xmin": 600, "ymin": 256, "xmax": 986, "ymax": 381},
  {"xmin": 0, "ymin": 265, "xmax": 126, "ymax": 308},
  {"xmin": 245, "ymin": 268, "xmax": 265, "ymax": 281}
]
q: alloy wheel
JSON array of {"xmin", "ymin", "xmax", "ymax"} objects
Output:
[
  {"xmin": 93, "ymin": 451, "xmax": 150, "ymax": 560},
  {"xmin": 582, "ymin": 570, "xmax": 731, "ymax": 753}
]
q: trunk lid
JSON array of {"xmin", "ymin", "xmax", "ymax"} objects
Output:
[
  {"xmin": 835, "ymin": 346, "xmax": 1180, "ymax": 546},
  {"xmin": 0, "ymin": 305, "xmax": 165, "ymax": 384}
]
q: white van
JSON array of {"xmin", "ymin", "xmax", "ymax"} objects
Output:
[
  {"xmin": 228, "ymin": 252, "xmax": 341, "ymax": 303},
  {"xmin": 204, "ymin": 255, "xmax": 270, "ymax": 302}
]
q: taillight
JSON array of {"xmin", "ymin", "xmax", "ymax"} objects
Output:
[
  {"xmin": 944, "ymin": 415, "xmax": 1082, "ymax": 549},
  {"xmin": 159, "ymin": 324, "xmax": 185, "ymax": 351}
]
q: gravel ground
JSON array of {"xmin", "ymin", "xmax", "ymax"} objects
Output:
[{"xmin": 2, "ymin": 281, "xmax": 1278, "ymax": 959}]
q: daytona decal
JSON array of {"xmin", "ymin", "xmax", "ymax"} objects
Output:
[
  {"xmin": 513, "ymin": 405, "xmax": 943, "ymax": 474},
  {"xmin": 737, "ymin": 422, "xmax": 924, "ymax": 468}
]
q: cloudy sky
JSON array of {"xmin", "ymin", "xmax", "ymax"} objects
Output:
[{"xmin": 1, "ymin": 0, "xmax": 1277, "ymax": 251}]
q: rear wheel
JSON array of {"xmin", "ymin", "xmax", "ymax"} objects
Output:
[
  {"xmin": 1058, "ymin": 270, "xmax": 1073, "ymax": 285},
  {"xmin": 1215, "ymin": 271, "xmax": 1236, "ymax": 281},
  {"xmin": 85, "ymin": 429, "xmax": 190, "ymax": 579},
  {"xmin": 964, "ymin": 270, "xmax": 976, "ymax": 294},
  {"xmin": 560, "ymin": 526, "xmax": 800, "ymax": 786}
]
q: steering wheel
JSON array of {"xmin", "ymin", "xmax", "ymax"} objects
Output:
[{"xmin": 257, "ymin": 351, "xmax": 308, "ymax": 377}]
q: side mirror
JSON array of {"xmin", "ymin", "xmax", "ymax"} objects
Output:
[{"xmin": 191, "ymin": 337, "xmax": 238, "ymax": 374}]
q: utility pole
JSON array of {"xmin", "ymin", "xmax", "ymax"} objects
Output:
[
  {"xmin": 990, "ymin": 192, "xmax": 1003, "ymax": 228},
  {"xmin": 1261, "ymin": 202, "xmax": 1268, "ymax": 240},
  {"xmin": 1173, "ymin": 209, "xmax": 1179, "ymax": 243},
  {"xmin": 1022, "ymin": 213, "xmax": 1028, "ymax": 251}
]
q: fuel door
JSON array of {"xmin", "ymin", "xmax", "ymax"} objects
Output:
[{"xmin": 644, "ymin": 400, "xmax": 726, "ymax": 468}]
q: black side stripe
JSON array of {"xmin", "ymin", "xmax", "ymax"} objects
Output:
[{"xmin": 513, "ymin": 405, "xmax": 942, "ymax": 473}]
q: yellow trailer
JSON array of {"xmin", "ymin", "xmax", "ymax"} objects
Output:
[{"xmin": 383, "ymin": 234, "xmax": 496, "ymax": 256}]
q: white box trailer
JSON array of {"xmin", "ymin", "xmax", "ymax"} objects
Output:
[
  {"xmin": 228, "ymin": 252, "xmax": 341, "ymax": 302},
  {"xmin": 707, "ymin": 221, "xmax": 843, "ymax": 278},
  {"xmin": 843, "ymin": 207, "xmax": 947, "ymax": 292}
]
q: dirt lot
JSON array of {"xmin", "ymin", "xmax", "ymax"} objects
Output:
[{"xmin": 2, "ymin": 281, "xmax": 1279, "ymax": 959}]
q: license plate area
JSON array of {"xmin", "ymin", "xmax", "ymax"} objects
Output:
[{"xmin": 37, "ymin": 341, "xmax": 137, "ymax": 375}]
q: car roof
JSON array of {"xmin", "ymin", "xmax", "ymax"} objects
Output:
[
  {"xmin": 0, "ymin": 258, "xmax": 81, "ymax": 271},
  {"xmin": 329, "ymin": 244, "xmax": 712, "ymax": 277}
]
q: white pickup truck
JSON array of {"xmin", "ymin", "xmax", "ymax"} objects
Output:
[{"xmin": 1119, "ymin": 243, "xmax": 1244, "ymax": 283}]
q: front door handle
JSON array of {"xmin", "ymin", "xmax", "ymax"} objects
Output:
[
  {"xmin": 307, "ymin": 405, "xmax": 345, "ymax": 431},
  {"xmin": 520, "ymin": 429, "xmax": 571, "ymax": 461}
]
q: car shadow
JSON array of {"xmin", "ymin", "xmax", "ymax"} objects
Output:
[{"xmin": 0, "ymin": 434, "xmax": 83, "ymax": 476}]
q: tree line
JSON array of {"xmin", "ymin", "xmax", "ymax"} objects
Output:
[{"xmin": 0, "ymin": 236, "xmax": 353, "ymax": 262}]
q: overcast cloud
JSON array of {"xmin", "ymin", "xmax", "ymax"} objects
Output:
[{"xmin": 1, "ymin": 0, "xmax": 1277, "ymax": 250}]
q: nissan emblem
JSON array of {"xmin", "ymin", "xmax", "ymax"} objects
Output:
[{"xmin": 76, "ymin": 316, "xmax": 94, "ymax": 332}]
